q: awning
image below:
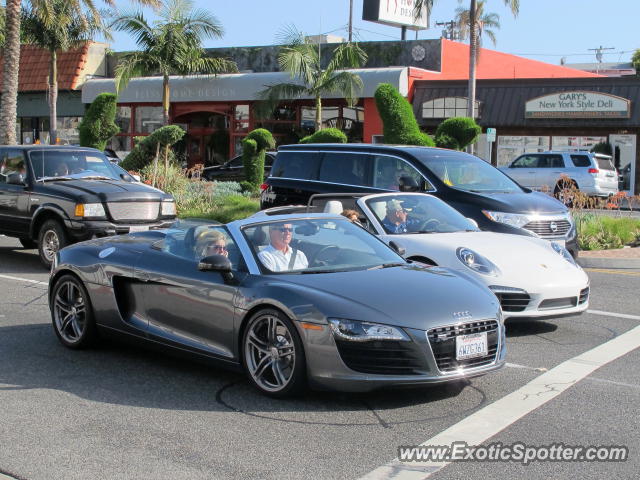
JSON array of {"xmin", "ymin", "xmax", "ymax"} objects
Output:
[{"xmin": 81, "ymin": 68, "xmax": 412, "ymax": 104}]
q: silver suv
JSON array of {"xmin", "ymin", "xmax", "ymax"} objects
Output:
[{"xmin": 499, "ymin": 151, "xmax": 618, "ymax": 197}]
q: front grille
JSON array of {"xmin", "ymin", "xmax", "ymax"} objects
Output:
[
  {"xmin": 538, "ymin": 296, "xmax": 577, "ymax": 310},
  {"xmin": 427, "ymin": 320, "xmax": 499, "ymax": 373},
  {"xmin": 107, "ymin": 202, "xmax": 159, "ymax": 222},
  {"xmin": 492, "ymin": 291, "xmax": 531, "ymax": 312},
  {"xmin": 334, "ymin": 339, "xmax": 424, "ymax": 375},
  {"xmin": 523, "ymin": 219, "xmax": 571, "ymax": 238},
  {"xmin": 579, "ymin": 287, "xmax": 589, "ymax": 304}
]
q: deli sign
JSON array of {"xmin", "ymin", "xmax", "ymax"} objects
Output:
[
  {"xmin": 362, "ymin": 0, "xmax": 428, "ymax": 30},
  {"xmin": 525, "ymin": 91, "xmax": 630, "ymax": 119}
]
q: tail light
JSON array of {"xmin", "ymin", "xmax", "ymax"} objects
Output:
[
  {"xmin": 588, "ymin": 168, "xmax": 599, "ymax": 174},
  {"xmin": 260, "ymin": 183, "xmax": 268, "ymax": 191}
]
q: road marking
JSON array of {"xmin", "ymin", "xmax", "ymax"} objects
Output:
[
  {"xmin": 587, "ymin": 309, "xmax": 640, "ymax": 321},
  {"xmin": 587, "ymin": 376, "xmax": 640, "ymax": 391},
  {"xmin": 585, "ymin": 268, "xmax": 640, "ymax": 276},
  {"xmin": 360, "ymin": 323, "xmax": 640, "ymax": 480},
  {"xmin": 0, "ymin": 274, "xmax": 48, "ymax": 287},
  {"xmin": 505, "ymin": 362, "xmax": 548, "ymax": 372}
]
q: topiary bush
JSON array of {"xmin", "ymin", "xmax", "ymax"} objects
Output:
[
  {"xmin": 434, "ymin": 117, "xmax": 482, "ymax": 151},
  {"xmin": 120, "ymin": 125, "xmax": 186, "ymax": 171},
  {"xmin": 242, "ymin": 128, "xmax": 276, "ymax": 192},
  {"xmin": 374, "ymin": 83, "xmax": 435, "ymax": 146},
  {"xmin": 78, "ymin": 93, "xmax": 120, "ymax": 150},
  {"xmin": 299, "ymin": 127, "xmax": 347, "ymax": 144},
  {"xmin": 591, "ymin": 142, "xmax": 613, "ymax": 156}
]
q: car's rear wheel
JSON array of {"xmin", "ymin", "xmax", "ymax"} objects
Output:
[
  {"xmin": 242, "ymin": 309, "xmax": 306, "ymax": 397},
  {"xmin": 19, "ymin": 237, "xmax": 37, "ymax": 249},
  {"xmin": 38, "ymin": 219, "xmax": 68, "ymax": 268},
  {"xmin": 50, "ymin": 274, "xmax": 98, "ymax": 349}
]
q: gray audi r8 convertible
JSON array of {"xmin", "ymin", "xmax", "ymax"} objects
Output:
[{"xmin": 48, "ymin": 213, "xmax": 506, "ymax": 397}]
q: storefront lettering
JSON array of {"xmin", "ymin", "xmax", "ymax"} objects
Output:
[{"xmin": 526, "ymin": 91, "xmax": 630, "ymax": 118}]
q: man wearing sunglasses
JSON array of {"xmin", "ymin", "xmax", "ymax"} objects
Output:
[
  {"xmin": 258, "ymin": 223, "xmax": 309, "ymax": 272},
  {"xmin": 381, "ymin": 199, "xmax": 421, "ymax": 234}
]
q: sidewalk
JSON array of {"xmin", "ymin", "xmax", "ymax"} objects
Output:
[{"xmin": 578, "ymin": 246, "xmax": 640, "ymax": 268}]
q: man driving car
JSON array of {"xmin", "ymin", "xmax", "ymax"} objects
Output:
[
  {"xmin": 258, "ymin": 223, "xmax": 309, "ymax": 271},
  {"xmin": 381, "ymin": 199, "xmax": 421, "ymax": 234}
]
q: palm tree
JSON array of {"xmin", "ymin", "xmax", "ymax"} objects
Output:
[
  {"xmin": 454, "ymin": 1, "xmax": 500, "ymax": 48},
  {"xmin": 414, "ymin": 0, "xmax": 519, "ymax": 121},
  {"xmin": 21, "ymin": 0, "xmax": 108, "ymax": 144},
  {"xmin": 0, "ymin": 0, "xmax": 158, "ymax": 145},
  {"xmin": 257, "ymin": 27, "xmax": 368, "ymax": 132},
  {"xmin": 112, "ymin": 0, "xmax": 237, "ymax": 126}
]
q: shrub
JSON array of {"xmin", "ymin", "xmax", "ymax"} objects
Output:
[
  {"xmin": 78, "ymin": 93, "xmax": 119, "ymax": 150},
  {"xmin": 120, "ymin": 125, "xmax": 186, "ymax": 171},
  {"xmin": 242, "ymin": 128, "xmax": 275, "ymax": 192},
  {"xmin": 435, "ymin": 117, "xmax": 482, "ymax": 151},
  {"xmin": 374, "ymin": 83, "xmax": 435, "ymax": 146},
  {"xmin": 574, "ymin": 212, "xmax": 640, "ymax": 250},
  {"xmin": 299, "ymin": 128, "xmax": 347, "ymax": 144},
  {"xmin": 591, "ymin": 142, "xmax": 613, "ymax": 156}
]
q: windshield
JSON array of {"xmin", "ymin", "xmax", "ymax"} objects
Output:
[
  {"xmin": 365, "ymin": 194, "xmax": 479, "ymax": 234},
  {"xmin": 28, "ymin": 149, "xmax": 120, "ymax": 181},
  {"xmin": 413, "ymin": 150, "xmax": 522, "ymax": 193},
  {"xmin": 243, "ymin": 218, "xmax": 405, "ymax": 274}
]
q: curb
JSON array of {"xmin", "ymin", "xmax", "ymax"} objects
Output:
[{"xmin": 577, "ymin": 256, "xmax": 640, "ymax": 269}]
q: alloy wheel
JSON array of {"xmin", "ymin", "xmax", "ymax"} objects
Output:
[
  {"xmin": 53, "ymin": 280, "xmax": 87, "ymax": 344},
  {"xmin": 245, "ymin": 315, "xmax": 296, "ymax": 393},
  {"xmin": 42, "ymin": 229, "xmax": 60, "ymax": 262}
]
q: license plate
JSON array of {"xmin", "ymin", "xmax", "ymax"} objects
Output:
[
  {"xmin": 129, "ymin": 225, "xmax": 149, "ymax": 232},
  {"xmin": 456, "ymin": 332, "xmax": 488, "ymax": 360}
]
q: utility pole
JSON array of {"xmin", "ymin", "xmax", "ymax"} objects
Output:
[
  {"xmin": 435, "ymin": 20, "xmax": 457, "ymax": 40},
  {"xmin": 348, "ymin": 0, "xmax": 353, "ymax": 41},
  {"xmin": 588, "ymin": 45, "xmax": 615, "ymax": 74}
]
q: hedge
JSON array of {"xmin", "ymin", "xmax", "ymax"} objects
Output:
[
  {"xmin": 374, "ymin": 83, "xmax": 434, "ymax": 146},
  {"xmin": 120, "ymin": 125, "xmax": 185, "ymax": 171},
  {"xmin": 78, "ymin": 93, "xmax": 119, "ymax": 150},
  {"xmin": 241, "ymin": 128, "xmax": 275, "ymax": 192},
  {"xmin": 434, "ymin": 117, "xmax": 482, "ymax": 151},
  {"xmin": 299, "ymin": 128, "xmax": 347, "ymax": 144}
]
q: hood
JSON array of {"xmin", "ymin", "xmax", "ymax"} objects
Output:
[
  {"xmin": 395, "ymin": 231, "xmax": 586, "ymax": 288},
  {"xmin": 270, "ymin": 265, "xmax": 500, "ymax": 330},
  {"xmin": 36, "ymin": 179, "xmax": 168, "ymax": 202},
  {"xmin": 454, "ymin": 189, "xmax": 566, "ymax": 215}
]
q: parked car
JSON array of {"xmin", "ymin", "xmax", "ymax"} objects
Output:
[
  {"xmin": 499, "ymin": 151, "xmax": 618, "ymax": 198},
  {"xmin": 0, "ymin": 146, "xmax": 176, "ymax": 267},
  {"xmin": 49, "ymin": 214, "xmax": 505, "ymax": 397},
  {"xmin": 104, "ymin": 148, "xmax": 121, "ymax": 164},
  {"xmin": 301, "ymin": 193, "xmax": 589, "ymax": 320},
  {"xmin": 261, "ymin": 144, "xmax": 578, "ymax": 257},
  {"xmin": 201, "ymin": 152, "xmax": 276, "ymax": 181}
]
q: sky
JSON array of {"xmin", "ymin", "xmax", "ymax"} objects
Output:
[{"xmin": 108, "ymin": 0, "xmax": 639, "ymax": 66}]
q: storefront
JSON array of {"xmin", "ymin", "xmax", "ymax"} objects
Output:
[
  {"xmin": 81, "ymin": 67, "xmax": 432, "ymax": 167},
  {"xmin": 413, "ymin": 77, "xmax": 640, "ymax": 194}
]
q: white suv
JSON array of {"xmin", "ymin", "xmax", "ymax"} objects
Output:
[{"xmin": 500, "ymin": 151, "xmax": 618, "ymax": 197}]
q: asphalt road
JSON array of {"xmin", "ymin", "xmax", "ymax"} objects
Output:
[{"xmin": 0, "ymin": 235, "xmax": 638, "ymax": 480}]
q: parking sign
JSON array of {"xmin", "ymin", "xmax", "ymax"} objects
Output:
[{"xmin": 486, "ymin": 128, "xmax": 497, "ymax": 142}]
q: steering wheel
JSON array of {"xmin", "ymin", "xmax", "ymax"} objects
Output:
[
  {"xmin": 417, "ymin": 218, "xmax": 441, "ymax": 232},
  {"xmin": 309, "ymin": 245, "xmax": 340, "ymax": 267}
]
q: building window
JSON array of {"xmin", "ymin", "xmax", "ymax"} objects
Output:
[
  {"xmin": 135, "ymin": 106, "xmax": 163, "ymax": 134},
  {"xmin": 422, "ymin": 97, "xmax": 481, "ymax": 119},
  {"xmin": 300, "ymin": 105, "xmax": 364, "ymax": 142},
  {"xmin": 551, "ymin": 136, "xmax": 607, "ymax": 151},
  {"xmin": 115, "ymin": 106, "xmax": 132, "ymax": 134},
  {"xmin": 496, "ymin": 136, "xmax": 550, "ymax": 167}
]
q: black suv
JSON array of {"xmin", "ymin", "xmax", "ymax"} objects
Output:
[
  {"xmin": 261, "ymin": 144, "xmax": 578, "ymax": 256},
  {"xmin": 0, "ymin": 146, "xmax": 177, "ymax": 267}
]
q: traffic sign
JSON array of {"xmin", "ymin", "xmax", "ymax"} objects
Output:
[{"xmin": 486, "ymin": 128, "xmax": 497, "ymax": 143}]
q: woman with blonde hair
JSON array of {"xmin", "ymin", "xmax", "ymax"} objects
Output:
[{"xmin": 195, "ymin": 229, "xmax": 228, "ymax": 258}]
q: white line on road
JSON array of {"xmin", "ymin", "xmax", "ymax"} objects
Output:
[
  {"xmin": 0, "ymin": 273, "xmax": 48, "ymax": 287},
  {"xmin": 587, "ymin": 309, "xmax": 640, "ymax": 321},
  {"xmin": 360, "ymin": 323, "xmax": 640, "ymax": 480}
]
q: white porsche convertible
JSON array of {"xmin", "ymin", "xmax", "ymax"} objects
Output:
[{"xmin": 317, "ymin": 193, "xmax": 589, "ymax": 320}]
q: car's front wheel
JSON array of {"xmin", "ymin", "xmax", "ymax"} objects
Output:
[
  {"xmin": 38, "ymin": 219, "xmax": 68, "ymax": 268},
  {"xmin": 50, "ymin": 274, "xmax": 98, "ymax": 349},
  {"xmin": 242, "ymin": 309, "xmax": 307, "ymax": 397}
]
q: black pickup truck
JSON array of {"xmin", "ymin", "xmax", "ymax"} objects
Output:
[{"xmin": 0, "ymin": 146, "xmax": 177, "ymax": 267}]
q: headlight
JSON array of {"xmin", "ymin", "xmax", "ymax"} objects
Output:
[
  {"xmin": 75, "ymin": 203, "xmax": 106, "ymax": 218},
  {"xmin": 161, "ymin": 200, "xmax": 176, "ymax": 216},
  {"xmin": 328, "ymin": 318, "xmax": 409, "ymax": 342},
  {"xmin": 456, "ymin": 247, "xmax": 500, "ymax": 276},
  {"xmin": 551, "ymin": 242, "xmax": 576, "ymax": 265},
  {"xmin": 482, "ymin": 210, "xmax": 530, "ymax": 229}
]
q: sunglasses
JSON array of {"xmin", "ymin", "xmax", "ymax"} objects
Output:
[
  {"xmin": 276, "ymin": 227, "xmax": 294, "ymax": 233},
  {"xmin": 207, "ymin": 244, "xmax": 227, "ymax": 251}
]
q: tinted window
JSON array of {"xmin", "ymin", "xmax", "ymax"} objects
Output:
[
  {"xmin": 511, "ymin": 155, "xmax": 539, "ymax": 168},
  {"xmin": 596, "ymin": 157, "xmax": 615, "ymax": 170},
  {"xmin": 228, "ymin": 156, "xmax": 243, "ymax": 168},
  {"xmin": 570, "ymin": 155, "xmax": 591, "ymax": 167},
  {"xmin": 271, "ymin": 151, "xmax": 320, "ymax": 179},
  {"xmin": 318, "ymin": 152, "xmax": 370, "ymax": 186},
  {"xmin": 537, "ymin": 155, "xmax": 564, "ymax": 168},
  {"xmin": 0, "ymin": 149, "xmax": 24, "ymax": 183},
  {"xmin": 27, "ymin": 149, "xmax": 118, "ymax": 181},
  {"xmin": 372, "ymin": 155, "xmax": 431, "ymax": 191}
]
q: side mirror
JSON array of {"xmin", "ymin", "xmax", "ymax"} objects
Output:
[
  {"xmin": 389, "ymin": 241, "xmax": 406, "ymax": 257},
  {"xmin": 466, "ymin": 218, "xmax": 479, "ymax": 229},
  {"xmin": 198, "ymin": 254, "xmax": 235, "ymax": 283},
  {"xmin": 398, "ymin": 175, "xmax": 419, "ymax": 192},
  {"xmin": 6, "ymin": 172, "xmax": 25, "ymax": 185}
]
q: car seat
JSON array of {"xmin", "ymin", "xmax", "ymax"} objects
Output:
[{"xmin": 323, "ymin": 200, "xmax": 344, "ymax": 214}]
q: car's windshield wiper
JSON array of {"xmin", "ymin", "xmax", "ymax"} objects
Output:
[
  {"xmin": 75, "ymin": 175, "xmax": 115, "ymax": 181},
  {"xmin": 412, "ymin": 230, "xmax": 437, "ymax": 234},
  {"xmin": 367, "ymin": 262, "xmax": 405, "ymax": 270},
  {"xmin": 40, "ymin": 176, "xmax": 73, "ymax": 182}
]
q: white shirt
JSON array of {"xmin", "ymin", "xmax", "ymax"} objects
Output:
[{"xmin": 258, "ymin": 245, "xmax": 309, "ymax": 272}]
